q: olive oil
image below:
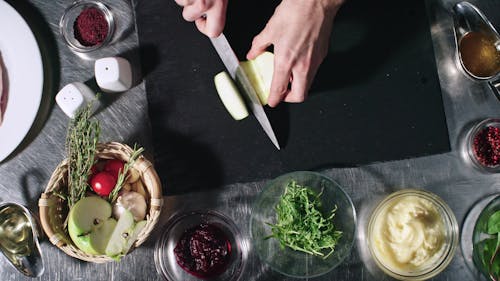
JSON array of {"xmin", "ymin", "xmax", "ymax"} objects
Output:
[
  {"xmin": 459, "ymin": 31, "xmax": 500, "ymax": 78},
  {"xmin": 0, "ymin": 205, "xmax": 34, "ymax": 263}
]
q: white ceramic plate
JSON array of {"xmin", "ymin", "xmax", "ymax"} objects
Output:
[{"xmin": 0, "ymin": 1, "xmax": 44, "ymax": 162}]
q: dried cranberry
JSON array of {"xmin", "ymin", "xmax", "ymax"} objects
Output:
[
  {"xmin": 473, "ymin": 126, "xmax": 500, "ymax": 167},
  {"xmin": 73, "ymin": 7, "xmax": 108, "ymax": 47},
  {"xmin": 174, "ymin": 223, "xmax": 232, "ymax": 279}
]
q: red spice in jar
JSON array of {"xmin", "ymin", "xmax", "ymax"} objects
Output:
[
  {"xmin": 73, "ymin": 7, "xmax": 108, "ymax": 47},
  {"xmin": 473, "ymin": 125, "xmax": 500, "ymax": 167}
]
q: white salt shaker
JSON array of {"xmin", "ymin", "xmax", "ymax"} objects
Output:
[
  {"xmin": 94, "ymin": 57, "xmax": 133, "ymax": 93},
  {"xmin": 55, "ymin": 82, "xmax": 99, "ymax": 118}
]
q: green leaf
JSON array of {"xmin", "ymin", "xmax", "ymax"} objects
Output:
[
  {"xmin": 488, "ymin": 211, "xmax": 500, "ymax": 235},
  {"xmin": 267, "ymin": 180, "xmax": 342, "ymax": 259}
]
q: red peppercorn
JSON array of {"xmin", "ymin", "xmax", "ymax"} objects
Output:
[
  {"xmin": 73, "ymin": 7, "xmax": 108, "ymax": 47},
  {"xmin": 473, "ymin": 126, "xmax": 500, "ymax": 167}
]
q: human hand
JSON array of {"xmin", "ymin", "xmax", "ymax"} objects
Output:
[
  {"xmin": 174, "ymin": 0, "xmax": 228, "ymax": 37},
  {"xmin": 247, "ymin": 0, "xmax": 344, "ymax": 107}
]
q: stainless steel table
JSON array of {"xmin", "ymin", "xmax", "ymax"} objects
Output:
[{"xmin": 0, "ymin": 0, "xmax": 499, "ymax": 280}]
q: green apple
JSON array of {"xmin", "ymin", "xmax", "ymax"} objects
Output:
[
  {"xmin": 214, "ymin": 71, "xmax": 249, "ymax": 121},
  {"xmin": 104, "ymin": 209, "xmax": 135, "ymax": 257},
  {"xmin": 241, "ymin": 51, "xmax": 274, "ymax": 105},
  {"xmin": 68, "ymin": 196, "xmax": 115, "ymax": 255}
]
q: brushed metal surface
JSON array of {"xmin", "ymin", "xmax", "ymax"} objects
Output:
[{"xmin": 1, "ymin": 0, "xmax": 500, "ymax": 280}]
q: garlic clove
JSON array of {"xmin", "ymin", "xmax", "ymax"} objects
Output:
[
  {"xmin": 126, "ymin": 168, "xmax": 140, "ymax": 183},
  {"xmin": 112, "ymin": 191, "xmax": 147, "ymax": 221}
]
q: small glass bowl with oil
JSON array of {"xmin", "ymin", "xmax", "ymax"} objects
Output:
[
  {"xmin": 452, "ymin": 2, "xmax": 500, "ymax": 81},
  {"xmin": 0, "ymin": 202, "xmax": 44, "ymax": 277}
]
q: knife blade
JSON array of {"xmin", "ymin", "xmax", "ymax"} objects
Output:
[{"xmin": 210, "ymin": 33, "xmax": 280, "ymax": 150}]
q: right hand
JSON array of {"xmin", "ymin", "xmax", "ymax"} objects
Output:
[{"xmin": 174, "ymin": 0, "xmax": 228, "ymax": 38}]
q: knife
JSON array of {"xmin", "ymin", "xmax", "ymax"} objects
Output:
[{"xmin": 210, "ymin": 33, "xmax": 280, "ymax": 150}]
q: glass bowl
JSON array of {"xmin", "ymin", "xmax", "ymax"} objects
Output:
[
  {"xmin": 367, "ymin": 189, "xmax": 459, "ymax": 280},
  {"xmin": 471, "ymin": 194, "xmax": 500, "ymax": 280},
  {"xmin": 154, "ymin": 210, "xmax": 246, "ymax": 281},
  {"xmin": 250, "ymin": 171, "xmax": 357, "ymax": 278},
  {"xmin": 59, "ymin": 0, "xmax": 115, "ymax": 53},
  {"xmin": 461, "ymin": 118, "xmax": 500, "ymax": 173}
]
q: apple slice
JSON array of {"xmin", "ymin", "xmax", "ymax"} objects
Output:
[
  {"xmin": 241, "ymin": 51, "xmax": 274, "ymax": 105},
  {"xmin": 214, "ymin": 71, "xmax": 249, "ymax": 121},
  {"xmin": 89, "ymin": 218, "xmax": 117, "ymax": 254},
  {"xmin": 68, "ymin": 196, "xmax": 113, "ymax": 255},
  {"xmin": 105, "ymin": 209, "xmax": 135, "ymax": 257},
  {"xmin": 123, "ymin": 220, "xmax": 147, "ymax": 254}
]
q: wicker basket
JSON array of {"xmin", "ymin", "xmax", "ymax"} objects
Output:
[{"xmin": 38, "ymin": 142, "xmax": 163, "ymax": 263}]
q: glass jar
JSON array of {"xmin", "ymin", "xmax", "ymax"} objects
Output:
[{"xmin": 367, "ymin": 189, "xmax": 459, "ymax": 280}]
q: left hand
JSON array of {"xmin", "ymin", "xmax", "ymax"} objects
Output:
[
  {"xmin": 246, "ymin": 0, "xmax": 344, "ymax": 107},
  {"xmin": 174, "ymin": 0, "xmax": 228, "ymax": 38}
]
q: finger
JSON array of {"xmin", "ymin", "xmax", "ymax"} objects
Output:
[
  {"xmin": 175, "ymin": 0, "xmax": 194, "ymax": 7},
  {"xmin": 284, "ymin": 70, "xmax": 308, "ymax": 103},
  {"xmin": 195, "ymin": 2, "xmax": 226, "ymax": 37},
  {"xmin": 268, "ymin": 57, "xmax": 292, "ymax": 107},
  {"xmin": 182, "ymin": 4, "xmax": 206, "ymax": 22},
  {"xmin": 246, "ymin": 31, "xmax": 272, "ymax": 60}
]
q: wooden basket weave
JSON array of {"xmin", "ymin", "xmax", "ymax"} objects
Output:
[{"xmin": 38, "ymin": 142, "xmax": 163, "ymax": 263}]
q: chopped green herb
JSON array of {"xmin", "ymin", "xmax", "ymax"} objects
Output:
[{"xmin": 266, "ymin": 180, "xmax": 342, "ymax": 259}]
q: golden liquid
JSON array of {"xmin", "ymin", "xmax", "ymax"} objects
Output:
[
  {"xmin": 459, "ymin": 31, "xmax": 500, "ymax": 78},
  {"xmin": 0, "ymin": 205, "xmax": 33, "ymax": 259}
]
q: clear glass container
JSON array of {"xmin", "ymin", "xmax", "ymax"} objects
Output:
[
  {"xmin": 250, "ymin": 171, "xmax": 357, "ymax": 278},
  {"xmin": 461, "ymin": 118, "xmax": 500, "ymax": 173},
  {"xmin": 367, "ymin": 189, "xmax": 459, "ymax": 280},
  {"xmin": 154, "ymin": 210, "xmax": 246, "ymax": 281},
  {"xmin": 59, "ymin": 0, "xmax": 115, "ymax": 53}
]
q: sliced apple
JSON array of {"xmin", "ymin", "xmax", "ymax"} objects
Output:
[
  {"xmin": 214, "ymin": 71, "xmax": 249, "ymax": 121},
  {"xmin": 105, "ymin": 209, "xmax": 135, "ymax": 257},
  {"xmin": 123, "ymin": 220, "xmax": 147, "ymax": 254},
  {"xmin": 68, "ymin": 196, "xmax": 113, "ymax": 255},
  {"xmin": 89, "ymin": 218, "xmax": 117, "ymax": 254},
  {"xmin": 241, "ymin": 51, "xmax": 274, "ymax": 105}
]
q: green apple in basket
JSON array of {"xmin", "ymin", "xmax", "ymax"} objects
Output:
[
  {"xmin": 68, "ymin": 196, "xmax": 117, "ymax": 255},
  {"xmin": 68, "ymin": 196, "xmax": 147, "ymax": 257}
]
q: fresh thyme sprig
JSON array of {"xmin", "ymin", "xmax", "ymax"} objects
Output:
[
  {"xmin": 66, "ymin": 101, "xmax": 100, "ymax": 207},
  {"xmin": 108, "ymin": 145, "xmax": 145, "ymax": 203}
]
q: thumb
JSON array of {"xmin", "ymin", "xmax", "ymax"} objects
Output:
[{"xmin": 246, "ymin": 30, "xmax": 272, "ymax": 60}]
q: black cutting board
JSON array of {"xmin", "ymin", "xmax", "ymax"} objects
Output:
[{"xmin": 136, "ymin": 0, "xmax": 450, "ymax": 194}]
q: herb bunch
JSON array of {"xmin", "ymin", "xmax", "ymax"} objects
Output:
[
  {"xmin": 266, "ymin": 180, "xmax": 342, "ymax": 259},
  {"xmin": 66, "ymin": 102, "xmax": 100, "ymax": 207}
]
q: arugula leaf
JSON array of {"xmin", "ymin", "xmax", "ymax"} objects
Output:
[
  {"xmin": 266, "ymin": 180, "xmax": 342, "ymax": 259},
  {"xmin": 488, "ymin": 210, "xmax": 500, "ymax": 235}
]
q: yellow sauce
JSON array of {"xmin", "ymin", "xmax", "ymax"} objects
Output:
[{"xmin": 370, "ymin": 195, "xmax": 445, "ymax": 273}]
